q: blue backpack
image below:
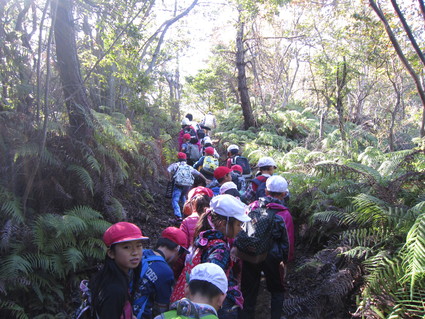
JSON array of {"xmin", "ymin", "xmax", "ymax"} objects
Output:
[
  {"xmin": 133, "ymin": 254, "xmax": 167, "ymax": 319},
  {"xmin": 252, "ymin": 175, "xmax": 268, "ymax": 199}
]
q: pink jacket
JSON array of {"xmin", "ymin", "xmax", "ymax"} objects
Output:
[{"xmin": 180, "ymin": 213, "xmax": 200, "ymax": 247}]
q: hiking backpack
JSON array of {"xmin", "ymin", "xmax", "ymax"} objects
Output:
[
  {"xmin": 201, "ymin": 156, "xmax": 218, "ymax": 175},
  {"xmin": 184, "ymin": 126, "xmax": 199, "ymax": 143},
  {"xmin": 186, "ymin": 143, "xmax": 202, "ymax": 163},
  {"xmin": 231, "ymin": 156, "xmax": 251, "ymax": 176},
  {"xmin": 234, "ymin": 204, "xmax": 279, "ymax": 263},
  {"xmin": 252, "ymin": 175, "xmax": 268, "ymax": 199},
  {"xmin": 133, "ymin": 255, "xmax": 167, "ymax": 319},
  {"xmin": 170, "ymin": 239, "xmax": 227, "ymax": 303},
  {"xmin": 174, "ymin": 163, "xmax": 194, "ymax": 187}
]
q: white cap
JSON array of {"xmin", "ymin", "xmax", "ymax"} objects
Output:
[
  {"xmin": 266, "ymin": 175, "xmax": 288, "ymax": 193},
  {"xmin": 203, "ymin": 136, "xmax": 212, "ymax": 144},
  {"xmin": 210, "ymin": 194, "xmax": 250, "ymax": 222},
  {"xmin": 227, "ymin": 144, "xmax": 239, "ymax": 153},
  {"xmin": 219, "ymin": 182, "xmax": 238, "ymax": 194},
  {"xmin": 190, "ymin": 263, "xmax": 228, "ymax": 294},
  {"xmin": 181, "ymin": 118, "xmax": 191, "ymax": 126},
  {"xmin": 257, "ymin": 157, "xmax": 277, "ymax": 168}
]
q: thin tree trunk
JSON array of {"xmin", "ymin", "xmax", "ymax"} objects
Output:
[
  {"xmin": 370, "ymin": 0, "xmax": 425, "ymax": 137},
  {"xmin": 236, "ymin": 13, "xmax": 256, "ymax": 129},
  {"xmin": 53, "ymin": 0, "xmax": 93, "ymax": 142}
]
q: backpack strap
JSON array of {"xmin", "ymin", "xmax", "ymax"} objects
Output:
[{"xmin": 135, "ymin": 254, "xmax": 167, "ymax": 319}]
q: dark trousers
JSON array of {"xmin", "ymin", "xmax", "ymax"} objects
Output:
[{"xmin": 238, "ymin": 256, "xmax": 285, "ymax": 319}]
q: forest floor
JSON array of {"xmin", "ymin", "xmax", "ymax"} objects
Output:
[{"xmin": 130, "ymin": 185, "xmax": 359, "ymax": 319}]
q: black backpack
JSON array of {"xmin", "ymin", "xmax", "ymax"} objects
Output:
[
  {"xmin": 235, "ymin": 204, "xmax": 278, "ymax": 262},
  {"xmin": 184, "ymin": 127, "xmax": 198, "ymax": 143},
  {"xmin": 231, "ymin": 156, "xmax": 251, "ymax": 175}
]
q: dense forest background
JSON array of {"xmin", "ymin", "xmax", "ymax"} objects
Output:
[{"xmin": 0, "ymin": 0, "xmax": 424, "ymax": 318}]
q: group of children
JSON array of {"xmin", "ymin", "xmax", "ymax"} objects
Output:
[{"xmin": 83, "ymin": 113, "xmax": 294, "ymax": 319}]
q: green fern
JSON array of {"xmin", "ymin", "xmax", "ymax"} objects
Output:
[
  {"xmin": 66, "ymin": 164, "xmax": 94, "ymax": 195},
  {"xmin": 0, "ymin": 186, "xmax": 23, "ymax": 224}
]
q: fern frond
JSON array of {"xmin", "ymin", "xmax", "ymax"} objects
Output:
[
  {"xmin": 345, "ymin": 162, "xmax": 382, "ymax": 184},
  {"xmin": 311, "ymin": 210, "xmax": 347, "ymax": 224},
  {"xmin": 401, "ymin": 212, "xmax": 425, "ymax": 298},
  {"xmin": 0, "ymin": 300, "xmax": 27, "ymax": 319},
  {"xmin": 0, "ymin": 254, "xmax": 32, "ymax": 278},
  {"xmin": 0, "ymin": 186, "xmax": 24, "ymax": 224},
  {"xmin": 66, "ymin": 205, "xmax": 103, "ymax": 220},
  {"xmin": 85, "ymin": 154, "xmax": 101, "ymax": 175},
  {"xmin": 66, "ymin": 164, "xmax": 94, "ymax": 195},
  {"xmin": 351, "ymin": 194, "xmax": 388, "ymax": 227},
  {"xmin": 63, "ymin": 247, "xmax": 84, "ymax": 271}
]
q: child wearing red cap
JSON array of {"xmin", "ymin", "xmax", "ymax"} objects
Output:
[
  {"xmin": 133, "ymin": 227, "xmax": 189, "ymax": 319},
  {"xmin": 193, "ymin": 146, "xmax": 219, "ymax": 181},
  {"xmin": 180, "ymin": 186, "xmax": 214, "ymax": 246},
  {"xmin": 90, "ymin": 222, "xmax": 148, "ymax": 319},
  {"xmin": 180, "ymin": 133, "xmax": 191, "ymax": 153},
  {"xmin": 207, "ymin": 166, "xmax": 233, "ymax": 196}
]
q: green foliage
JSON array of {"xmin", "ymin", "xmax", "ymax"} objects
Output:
[{"xmin": 0, "ymin": 206, "xmax": 108, "ymax": 317}]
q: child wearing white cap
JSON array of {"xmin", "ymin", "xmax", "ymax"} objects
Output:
[
  {"xmin": 244, "ymin": 156, "xmax": 277, "ymax": 203},
  {"xmin": 170, "ymin": 194, "xmax": 250, "ymax": 319},
  {"xmin": 236, "ymin": 175, "xmax": 294, "ymax": 319},
  {"xmin": 155, "ymin": 263, "xmax": 227, "ymax": 319}
]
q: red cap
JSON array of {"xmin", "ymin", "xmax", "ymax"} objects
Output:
[
  {"xmin": 214, "ymin": 166, "xmax": 232, "ymax": 180},
  {"xmin": 188, "ymin": 186, "xmax": 214, "ymax": 200},
  {"xmin": 178, "ymin": 152, "xmax": 187, "ymax": 160},
  {"xmin": 231, "ymin": 165, "xmax": 243, "ymax": 173},
  {"xmin": 161, "ymin": 227, "xmax": 189, "ymax": 251},
  {"xmin": 205, "ymin": 147, "xmax": 214, "ymax": 155},
  {"xmin": 183, "ymin": 133, "xmax": 191, "ymax": 140},
  {"xmin": 103, "ymin": 222, "xmax": 148, "ymax": 247}
]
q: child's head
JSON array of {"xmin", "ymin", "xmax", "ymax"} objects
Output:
[
  {"xmin": 183, "ymin": 133, "xmax": 191, "ymax": 142},
  {"xmin": 156, "ymin": 227, "xmax": 189, "ymax": 263},
  {"xmin": 213, "ymin": 166, "xmax": 232, "ymax": 184},
  {"xmin": 257, "ymin": 157, "xmax": 277, "ymax": 174},
  {"xmin": 183, "ymin": 186, "xmax": 213, "ymax": 216},
  {"xmin": 185, "ymin": 263, "xmax": 228, "ymax": 310},
  {"xmin": 204, "ymin": 146, "xmax": 215, "ymax": 156},
  {"xmin": 219, "ymin": 182, "xmax": 240, "ymax": 199},
  {"xmin": 227, "ymin": 144, "xmax": 239, "ymax": 157},
  {"xmin": 265, "ymin": 175, "xmax": 288, "ymax": 199},
  {"xmin": 231, "ymin": 165, "xmax": 243, "ymax": 175},
  {"xmin": 103, "ymin": 222, "xmax": 148, "ymax": 273},
  {"xmin": 177, "ymin": 152, "xmax": 187, "ymax": 162},
  {"xmin": 196, "ymin": 194, "xmax": 250, "ymax": 239}
]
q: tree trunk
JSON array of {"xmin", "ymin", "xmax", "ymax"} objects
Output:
[
  {"xmin": 236, "ymin": 14, "xmax": 256, "ymax": 130},
  {"xmin": 53, "ymin": 0, "xmax": 93, "ymax": 142},
  {"xmin": 333, "ymin": 58, "xmax": 348, "ymax": 142},
  {"xmin": 370, "ymin": 0, "xmax": 425, "ymax": 137}
]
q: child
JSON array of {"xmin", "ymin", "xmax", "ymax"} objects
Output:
[
  {"xmin": 133, "ymin": 227, "xmax": 189, "ymax": 319},
  {"xmin": 207, "ymin": 166, "xmax": 233, "ymax": 196},
  {"xmin": 219, "ymin": 181, "xmax": 241, "ymax": 200},
  {"xmin": 180, "ymin": 133, "xmax": 191, "ymax": 153},
  {"xmin": 171, "ymin": 195, "xmax": 250, "ymax": 319},
  {"xmin": 193, "ymin": 147, "xmax": 219, "ymax": 180},
  {"xmin": 168, "ymin": 152, "xmax": 210, "ymax": 222},
  {"xmin": 180, "ymin": 186, "xmax": 214, "ymax": 246},
  {"xmin": 225, "ymin": 145, "xmax": 240, "ymax": 168},
  {"xmin": 90, "ymin": 222, "xmax": 148, "ymax": 319},
  {"xmin": 244, "ymin": 157, "xmax": 277, "ymax": 203},
  {"xmin": 155, "ymin": 263, "xmax": 227, "ymax": 319},
  {"xmin": 236, "ymin": 175, "xmax": 294, "ymax": 319}
]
